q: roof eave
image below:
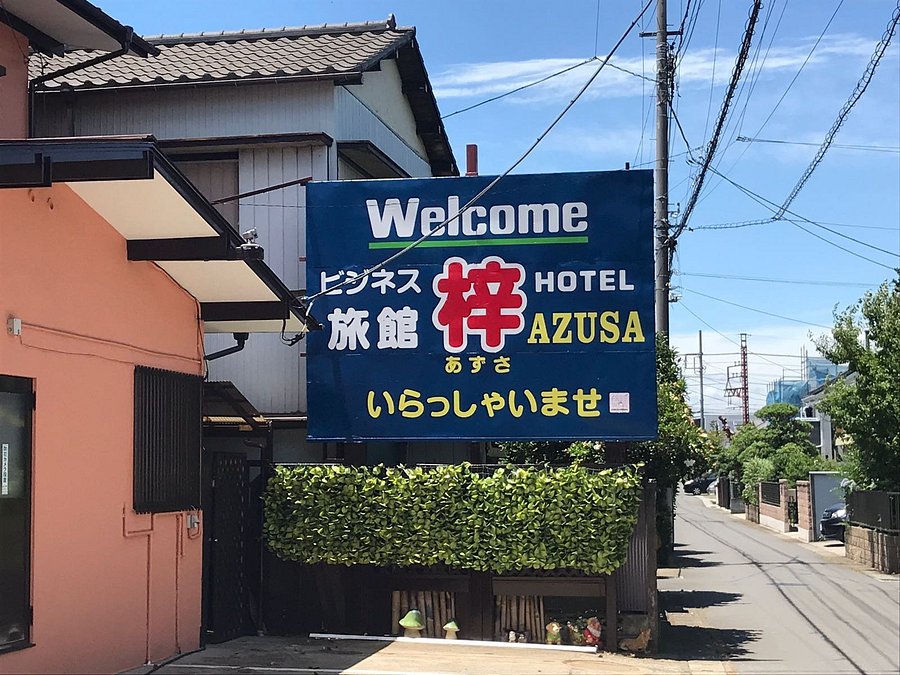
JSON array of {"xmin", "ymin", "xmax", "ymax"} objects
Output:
[
  {"xmin": 0, "ymin": 137, "xmax": 315, "ymax": 332},
  {"xmin": 392, "ymin": 35, "xmax": 458, "ymax": 177}
]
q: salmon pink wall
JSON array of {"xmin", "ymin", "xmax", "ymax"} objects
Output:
[
  {"xmin": 0, "ymin": 184, "xmax": 204, "ymax": 674},
  {"xmin": 0, "ymin": 27, "xmax": 29, "ymax": 138}
]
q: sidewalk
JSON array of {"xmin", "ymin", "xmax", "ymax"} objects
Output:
[{"xmin": 126, "ymin": 635, "xmax": 733, "ymax": 675}]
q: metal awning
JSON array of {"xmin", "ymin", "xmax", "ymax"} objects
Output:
[
  {"xmin": 0, "ymin": 0, "xmax": 157, "ymax": 56},
  {"xmin": 0, "ymin": 136, "xmax": 316, "ymax": 333},
  {"xmin": 203, "ymin": 381, "xmax": 267, "ymax": 430}
]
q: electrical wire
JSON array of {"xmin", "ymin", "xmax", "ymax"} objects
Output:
[
  {"xmin": 681, "ymin": 287, "xmax": 832, "ymax": 329},
  {"xmin": 705, "ymin": 0, "xmax": 845, "ymax": 198},
  {"xmin": 440, "ymin": 56, "xmax": 652, "ymax": 120},
  {"xmin": 674, "ymin": 271, "xmax": 876, "ymax": 288},
  {"xmin": 702, "ymin": 0, "xmax": 722, "ymax": 142},
  {"xmin": 440, "ymin": 58, "xmax": 596, "ymax": 120},
  {"xmin": 304, "ymin": 0, "xmax": 656, "ymax": 303},
  {"xmin": 674, "ymin": 0, "xmax": 763, "ymax": 239},
  {"xmin": 736, "ymin": 136, "xmax": 900, "ymax": 154},
  {"xmin": 704, "ymin": 165, "xmax": 898, "ymax": 267},
  {"xmin": 731, "ymin": 0, "xmax": 787, "ymax": 142},
  {"xmin": 677, "ymin": 301, "xmax": 807, "ymax": 373},
  {"xmin": 694, "ymin": 217, "xmax": 899, "ymax": 232},
  {"xmin": 775, "ymin": 0, "xmax": 900, "ymax": 219}
]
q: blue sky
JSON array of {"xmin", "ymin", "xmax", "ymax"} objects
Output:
[{"xmin": 97, "ymin": 0, "xmax": 900, "ymax": 417}]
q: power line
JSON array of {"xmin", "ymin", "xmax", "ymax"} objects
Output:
[
  {"xmin": 305, "ymin": 0, "xmax": 656, "ymax": 302},
  {"xmin": 775, "ymin": 0, "xmax": 900, "ymax": 218},
  {"xmin": 677, "ymin": 301, "xmax": 805, "ymax": 374},
  {"xmin": 694, "ymin": 217, "xmax": 898, "ymax": 232},
  {"xmin": 674, "ymin": 0, "xmax": 763, "ymax": 239},
  {"xmin": 675, "ymin": 271, "xmax": 877, "ymax": 288},
  {"xmin": 736, "ymin": 136, "xmax": 900, "ymax": 154},
  {"xmin": 698, "ymin": 0, "xmax": 844, "ymax": 208},
  {"xmin": 440, "ymin": 56, "xmax": 653, "ymax": 120},
  {"xmin": 440, "ymin": 58, "xmax": 596, "ymax": 120},
  {"xmin": 704, "ymin": 166, "xmax": 898, "ymax": 268},
  {"xmin": 681, "ymin": 288, "xmax": 832, "ymax": 329}
]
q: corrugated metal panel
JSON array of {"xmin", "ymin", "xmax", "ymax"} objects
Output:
[
  {"xmin": 616, "ymin": 482, "xmax": 657, "ymax": 612},
  {"xmin": 335, "ymin": 87, "xmax": 431, "ymax": 178},
  {"xmin": 133, "ymin": 366, "xmax": 202, "ymax": 513},
  {"xmin": 36, "ymin": 82, "xmax": 336, "ymax": 140},
  {"xmin": 177, "ymin": 160, "xmax": 240, "ymax": 228},
  {"xmin": 205, "ymin": 143, "xmax": 329, "ymax": 414}
]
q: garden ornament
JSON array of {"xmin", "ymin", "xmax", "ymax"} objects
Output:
[
  {"xmin": 583, "ymin": 616, "xmax": 602, "ymax": 647},
  {"xmin": 443, "ymin": 620, "xmax": 459, "ymax": 639},
  {"xmin": 399, "ymin": 609, "xmax": 424, "ymax": 638},
  {"xmin": 545, "ymin": 621, "xmax": 562, "ymax": 645}
]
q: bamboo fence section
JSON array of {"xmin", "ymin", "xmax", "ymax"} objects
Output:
[
  {"xmin": 390, "ymin": 590, "xmax": 456, "ymax": 638},
  {"xmin": 493, "ymin": 595, "xmax": 544, "ymax": 643}
]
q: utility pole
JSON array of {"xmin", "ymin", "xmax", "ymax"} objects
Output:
[
  {"xmin": 740, "ymin": 333, "xmax": 750, "ymax": 426},
  {"xmin": 698, "ymin": 330, "xmax": 706, "ymax": 430},
  {"xmin": 653, "ymin": 0, "xmax": 671, "ymax": 339}
]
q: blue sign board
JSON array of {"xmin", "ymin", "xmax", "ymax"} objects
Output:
[{"xmin": 306, "ymin": 170, "xmax": 657, "ymax": 441}]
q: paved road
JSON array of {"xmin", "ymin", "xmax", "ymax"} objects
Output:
[{"xmin": 659, "ymin": 494, "xmax": 900, "ymax": 675}]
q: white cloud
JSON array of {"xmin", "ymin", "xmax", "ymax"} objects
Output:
[
  {"xmin": 542, "ymin": 126, "xmax": 645, "ymax": 157},
  {"xmin": 433, "ymin": 33, "xmax": 889, "ymax": 104}
]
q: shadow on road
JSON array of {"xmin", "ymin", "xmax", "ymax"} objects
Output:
[
  {"xmin": 667, "ymin": 548, "xmax": 721, "ymax": 568},
  {"xmin": 659, "ymin": 622, "xmax": 761, "ymax": 660},
  {"xmin": 661, "ymin": 589, "xmax": 742, "ymax": 610}
]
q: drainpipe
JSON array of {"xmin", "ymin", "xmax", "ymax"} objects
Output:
[
  {"xmin": 204, "ymin": 333, "xmax": 249, "ymax": 361},
  {"xmin": 29, "ymin": 27, "xmax": 136, "ymax": 137}
]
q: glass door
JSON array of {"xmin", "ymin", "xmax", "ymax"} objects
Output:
[{"xmin": 0, "ymin": 376, "xmax": 32, "ymax": 652}]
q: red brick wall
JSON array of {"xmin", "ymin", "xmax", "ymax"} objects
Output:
[{"xmin": 758, "ymin": 480, "xmax": 791, "ymax": 533}]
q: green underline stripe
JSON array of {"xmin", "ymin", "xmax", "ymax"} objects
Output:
[{"xmin": 368, "ymin": 236, "xmax": 589, "ymax": 250}]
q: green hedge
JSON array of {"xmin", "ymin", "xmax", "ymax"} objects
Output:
[{"xmin": 264, "ymin": 464, "xmax": 642, "ymax": 574}]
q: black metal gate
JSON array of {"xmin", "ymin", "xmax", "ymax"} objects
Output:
[{"xmin": 202, "ymin": 451, "xmax": 253, "ymax": 643}]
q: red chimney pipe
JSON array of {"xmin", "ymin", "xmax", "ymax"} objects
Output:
[{"xmin": 466, "ymin": 144, "xmax": 478, "ymax": 176}]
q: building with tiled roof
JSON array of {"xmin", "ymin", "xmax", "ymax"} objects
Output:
[
  {"xmin": 31, "ymin": 14, "xmax": 470, "ymax": 472},
  {"xmin": 32, "ymin": 16, "xmax": 456, "ymax": 177}
]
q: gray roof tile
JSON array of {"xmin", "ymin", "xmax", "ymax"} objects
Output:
[{"xmin": 30, "ymin": 18, "xmax": 413, "ymax": 90}]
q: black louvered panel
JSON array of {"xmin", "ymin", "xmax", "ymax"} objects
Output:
[{"xmin": 134, "ymin": 366, "xmax": 202, "ymax": 513}]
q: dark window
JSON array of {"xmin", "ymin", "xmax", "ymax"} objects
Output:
[
  {"xmin": 134, "ymin": 366, "xmax": 202, "ymax": 513},
  {"xmin": 0, "ymin": 375, "xmax": 33, "ymax": 653}
]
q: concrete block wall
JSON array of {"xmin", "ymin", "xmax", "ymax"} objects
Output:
[
  {"xmin": 796, "ymin": 480, "xmax": 814, "ymax": 541},
  {"xmin": 845, "ymin": 525, "xmax": 900, "ymax": 574},
  {"xmin": 759, "ymin": 480, "xmax": 791, "ymax": 533},
  {"xmin": 745, "ymin": 502, "xmax": 760, "ymax": 524}
]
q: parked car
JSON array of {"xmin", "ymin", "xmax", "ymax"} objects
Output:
[
  {"xmin": 706, "ymin": 477, "xmax": 719, "ymax": 495},
  {"xmin": 684, "ymin": 474, "xmax": 716, "ymax": 495},
  {"xmin": 820, "ymin": 502, "xmax": 848, "ymax": 541}
]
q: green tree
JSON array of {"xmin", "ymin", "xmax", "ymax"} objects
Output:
[
  {"xmin": 720, "ymin": 403, "xmax": 817, "ymax": 486},
  {"xmin": 815, "ymin": 278, "xmax": 900, "ymax": 491},
  {"xmin": 741, "ymin": 457, "xmax": 775, "ymax": 504},
  {"xmin": 626, "ymin": 335, "xmax": 716, "ymax": 486}
]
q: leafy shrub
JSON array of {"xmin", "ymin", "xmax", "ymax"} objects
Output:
[
  {"xmin": 741, "ymin": 457, "xmax": 775, "ymax": 504},
  {"xmin": 264, "ymin": 463, "xmax": 642, "ymax": 574}
]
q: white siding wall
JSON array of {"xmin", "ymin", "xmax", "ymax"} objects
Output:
[
  {"xmin": 205, "ymin": 144, "xmax": 329, "ymax": 414},
  {"xmin": 176, "ymin": 160, "xmax": 239, "ymax": 228},
  {"xmin": 35, "ymin": 82, "xmax": 336, "ymax": 140},
  {"xmin": 335, "ymin": 87, "xmax": 431, "ymax": 178},
  {"xmin": 349, "ymin": 59, "xmax": 428, "ymax": 158}
]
